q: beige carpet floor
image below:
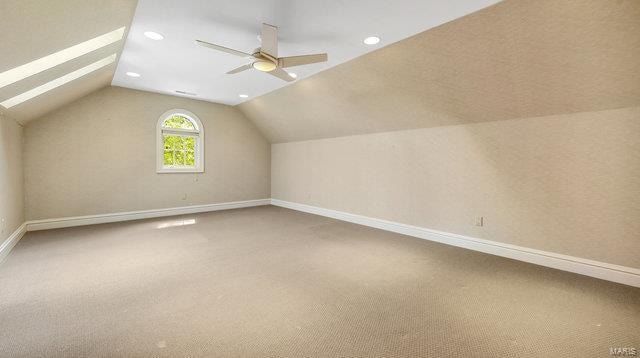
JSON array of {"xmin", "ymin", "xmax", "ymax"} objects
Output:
[{"xmin": 0, "ymin": 205, "xmax": 638, "ymax": 357}]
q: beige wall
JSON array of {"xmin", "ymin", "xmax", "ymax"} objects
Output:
[
  {"xmin": 245, "ymin": 0, "xmax": 640, "ymax": 270},
  {"xmin": 272, "ymin": 107, "xmax": 640, "ymax": 268},
  {"xmin": 239, "ymin": 0, "xmax": 640, "ymax": 143},
  {"xmin": 24, "ymin": 87, "xmax": 270, "ymax": 220},
  {"xmin": 0, "ymin": 114, "xmax": 24, "ymax": 243}
]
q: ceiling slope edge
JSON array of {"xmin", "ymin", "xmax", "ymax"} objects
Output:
[{"xmin": 236, "ymin": 0, "xmax": 640, "ymax": 143}]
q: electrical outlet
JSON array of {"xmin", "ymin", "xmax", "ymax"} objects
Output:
[
  {"xmin": 182, "ymin": 193, "xmax": 187, "ymax": 200},
  {"xmin": 475, "ymin": 216, "xmax": 484, "ymax": 227},
  {"xmin": 1, "ymin": 218, "xmax": 5, "ymax": 234}
]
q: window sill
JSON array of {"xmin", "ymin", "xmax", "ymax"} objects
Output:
[{"xmin": 157, "ymin": 168, "xmax": 204, "ymax": 174}]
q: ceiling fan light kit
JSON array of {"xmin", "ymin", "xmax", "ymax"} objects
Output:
[
  {"xmin": 197, "ymin": 23, "xmax": 328, "ymax": 82},
  {"xmin": 252, "ymin": 61, "xmax": 277, "ymax": 72}
]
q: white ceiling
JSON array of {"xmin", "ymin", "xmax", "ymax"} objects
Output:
[{"xmin": 113, "ymin": 0, "xmax": 500, "ymax": 106}]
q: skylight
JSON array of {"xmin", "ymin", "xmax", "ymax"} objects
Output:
[
  {"xmin": 0, "ymin": 27, "xmax": 125, "ymax": 89},
  {"xmin": 0, "ymin": 54, "xmax": 117, "ymax": 109}
]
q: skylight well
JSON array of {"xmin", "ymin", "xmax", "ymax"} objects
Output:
[
  {"xmin": 0, "ymin": 27, "xmax": 126, "ymax": 109},
  {"xmin": 0, "ymin": 27, "xmax": 125, "ymax": 89},
  {"xmin": 0, "ymin": 54, "xmax": 117, "ymax": 108}
]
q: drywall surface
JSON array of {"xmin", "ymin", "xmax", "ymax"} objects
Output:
[
  {"xmin": 272, "ymin": 107, "xmax": 640, "ymax": 268},
  {"xmin": 239, "ymin": 0, "xmax": 640, "ymax": 142},
  {"xmin": 0, "ymin": 114, "xmax": 24, "ymax": 241},
  {"xmin": 24, "ymin": 87, "xmax": 270, "ymax": 220},
  {"xmin": 0, "ymin": 0, "xmax": 137, "ymax": 123}
]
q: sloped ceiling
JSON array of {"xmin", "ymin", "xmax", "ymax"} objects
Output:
[
  {"xmin": 238, "ymin": 0, "xmax": 640, "ymax": 143},
  {"xmin": 0, "ymin": 0, "xmax": 137, "ymax": 124},
  {"xmin": 112, "ymin": 0, "xmax": 499, "ymax": 105}
]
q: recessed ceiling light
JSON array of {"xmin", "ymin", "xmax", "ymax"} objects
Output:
[
  {"xmin": 144, "ymin": 31, "xmax": 164, "ymax": 40},
  {"xmin": 239, "ymin": 94, "xmax": 249, "ymax": 98},
  {"xmin": 126, "ymin": 72, "xmax": 141, "ymax": 78},
  {"xmin": 0, "ymin": 27, "xmax": 125, "ymax": 89},
  {"xmin": 1, "ymin": 54, "xmax": 117, "ymax": 109},
  {"xmin": 363, "ymin": 36, "xmax": 381, "ymax": 45},
  {"xmin": 288, "ymin": 72, "xmax": 297, "ymax": 79}
]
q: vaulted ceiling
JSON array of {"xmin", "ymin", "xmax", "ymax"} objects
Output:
[
  {"xmin": 113, "ymin": 0, "xmax": 498, "ymax": 105},
  {"xmin": 238, "ymin": 0, "xmax": 640, "ymax": 143},
  {"xmin": 2, "ymin": 0, "xmax": 639, "ymax": 140},
  {"xmin": 1, "ymin": 0, "xmax": 499, "ymax": 124},
  {"xmin": 0, "ymin": 0, "xmax": 136, "ymax": 124}
]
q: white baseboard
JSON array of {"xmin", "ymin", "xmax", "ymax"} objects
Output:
[
  {"xmin": 25, "ymin": 199, "xmax": 271, "ymax": 231},
  {"xmin": 270, "ymin": 199, "xmax": 640, "ymax": 288},
  {"xmin": 0, "ymin": 223, "xmax": 26, "ymax": 264},
  {"xmin": 9, "ymin": 198, "xmax": 639, "ymax": 288}
]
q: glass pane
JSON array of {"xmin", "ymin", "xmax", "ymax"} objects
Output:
[
  {"xmin": 164, "ymin": 135, "xmax": 176, "ymax": 149},
  {"xmin": 175, "ymin": 136, "xmax": 186, "ymax": 149},
  {"xmin": 164, "ymin": 150, "xmax": 173, "ymax": 165},
  {"xmin": 162, "ymin": 115, "xmax": 196, "ymax": 130},
  {"xmin": 163, "ymin": 134, "xmax": 196, "ymax": 167},
  {"xmin": 185, "ymin": 136, "xmax": 195, "ymax": 150},
  {"xmin": 164, "ymin": 135, "xmax": 186, "ymax": 149},
  {"xmin": 175, "ymin": 150, "xmax": 185, "ymax": 165},
  {"xmin": 186, "ymin": 151, "xmax": 195, "ymax": 166}
]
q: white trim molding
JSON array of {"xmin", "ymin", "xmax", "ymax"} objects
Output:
[
  {"xmin": 0, "ymin": 223, "xmax": 26, "ymax": 264},
  {"xmin": 26, "ymin": 199, "xmax": 270, "ymax": 231},
  {"xmin": 270, "ymin": 199, "xmax": 640, "ymax": 288}
]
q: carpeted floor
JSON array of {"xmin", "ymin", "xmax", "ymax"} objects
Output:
[{"xmin": 0, "ymin": 205, "xmax": 638, "ymax": 357}]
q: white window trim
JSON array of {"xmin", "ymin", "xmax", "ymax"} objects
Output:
[{"xmin": 156, "ymin": 109, "xmax": 205, "ymax": 174}]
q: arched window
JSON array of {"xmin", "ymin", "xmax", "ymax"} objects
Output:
[{"xmin": 156, "ymin": 109, "xmax": 204, "ymax": 173}]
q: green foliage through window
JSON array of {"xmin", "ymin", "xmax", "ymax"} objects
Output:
[
  {"xmin": 163, "ymin": 135, "xmax": 196, "ymax": 167},
  {"xmin": 163, "ymin": 115, "xmax": 196, "ymax": 130}
]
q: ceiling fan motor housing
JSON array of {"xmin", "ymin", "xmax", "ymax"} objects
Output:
[{"xmin": 196, "ymin": 23, "xmax": 328, "ymax": 80}]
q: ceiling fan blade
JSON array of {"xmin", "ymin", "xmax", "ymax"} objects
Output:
[
  {"xmin": 260, "ymin": 23, "xmax": 278, "ymax": 58},
  {"xmin": 196, "ymin": 40, "xmax": 253, "ymax": 58},
  {"xmin": 278, "ymin": 53, "xmax": 328, "ymax": 68},
  {"xmin": 226, "ymin": 64, "xmax": 253, "ymax": 74},
  {"xmin": 266, "ymin": 68, "xmax": 295, "ymax": 82}
]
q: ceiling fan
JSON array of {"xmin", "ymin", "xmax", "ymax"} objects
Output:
[{"xmin": 196, "ymin": 23, "xmax": 328, "ymax": 82}]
